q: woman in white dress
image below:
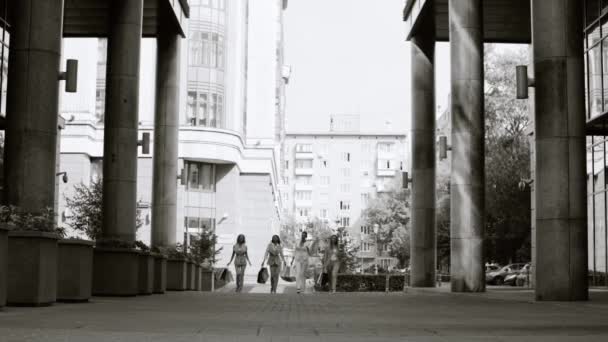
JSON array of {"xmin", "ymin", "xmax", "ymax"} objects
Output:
[{"xmin": 291, "ymin": 231, "xmax": 313, "ymax": 294}]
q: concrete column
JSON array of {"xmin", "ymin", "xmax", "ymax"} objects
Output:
[
  {"xmin": 4, "ymin": 0, "xmax": 64, "ymax": 213},
  {"xmin": 449, "ymin": 0, "xmax": 485, "ymax": 293},
  {"xmin": 532, "ymin": 0, "xmax": 587, "ymax": 301},
  {"xmin": 101, "ymin": 0, "xmax": 144, "ymax": 242},
  {"xmin": 151, "ymin": 28, "xmax": 181, "ymax": 247},
  {"xmin": 410, "ymin": 6, "xmax": 436, "ymax": 287}
]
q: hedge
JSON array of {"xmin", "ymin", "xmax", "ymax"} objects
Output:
[{"xmin": 314, "ymin": 274, "xmax": 407, "ymax": 292}]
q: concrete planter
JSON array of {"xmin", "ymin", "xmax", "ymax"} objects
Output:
[
  {"xmin": 152, "ymin": 253, "xmax": 167, "ymax": 294},
  {"xmin": 138, "ymin": 252, "xmax": 154, "ymax": 295},
  {"xmin": 0, "ymin": 225, "xmax": 9, "ymax": 308},
  {"xmin": 201, "ymin": 269, "xmax": 214, "ymax": 291},
  {"xmin": 186, "ymin": 260, "xmax": 196, "ymax": 290},
  {"xmin": 7, "ymin": 231, "xmax": 59, "ymax": 306},
  {"xmin": 195, "ymin": 265, "xmax": 203, "ymax": 291},
  {"xmin": 93, "ymin": 247, "xmax": 139, "ymax": 296},
  {"xmin": 166, "ymin": 258, "xmax": 187, "ymax": 291},
  {"xmin": 57, "ymin": 239, "xmax": 94, "ymax": 302}
]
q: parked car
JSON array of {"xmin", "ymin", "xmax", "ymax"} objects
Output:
[
  {"xmin": 485, "ymin": 265, "xmax": 500, "ymax": 273},
  {"xmin": 486, "ymin": 263, "xmax": 526, "ymax": 285}
]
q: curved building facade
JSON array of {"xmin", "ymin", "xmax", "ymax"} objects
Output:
[{"xmin": 58, "ymin": 0, "xmax": 289, "ymax": 273}]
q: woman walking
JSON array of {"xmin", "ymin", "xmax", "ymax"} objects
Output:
[
  {"xmin": 262, "ymin": 235, "xmax": 286, "ymax": 293},
  {"xmin": 323, "ymin": 235, "xmax": 341, "ymax": 293},
  {"xmin": 227, "ymin": 234, "xmax": 252, "ymax": 292},
  {"xmin": 291, "ymin": 231, "xmax": 312, "ymax": 294}
]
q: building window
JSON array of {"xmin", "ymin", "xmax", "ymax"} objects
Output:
[
  {"xmin": 297, "ymin": 207, "xmax": 310, "ymax": 217},
  {"xmin": 320, "ymin": 176, "xmax": 330, "ymax": 185},
  {"xmin": 295, "ymin": 191, "xmax": 312, "ymax": 201},
  {"xmin": 295, "ymin": 160, "xmax": 313, "ymax": 169},
  {"xmin": 295, "ymin": 175, "xmax": 312, "ymax": 185},
  {"xmin": 360, "ymin": 226, "xmax": 373, "ymax": 235},
  {"xmin": 361, "ymin": 242, "xmax": 371, "ymax": 252},
  {"xmin": 361, "ymin": 193, "xmax": 370, "ymax": 205},
  {"xmin": 186, "ymin": 161, "xmax": 216, "ymax": 191},
  {"xmin": 320, "ymin": 209, "xmax": 328, "ymax": 218},
  {"xmin": 378, "ymin": 142, "xmax": 394, "ymax": 153},
  {"xmin": 189, "ymin": 31, "xmax": 225, "ymax": 69},
  {"xmin": 295, "ymin": 144, "xmax": 313, "ymax": 153},
  {"xmin": 378, "ymin": 159, "xmax": 393, "ymax": 170},
  {"xmin": 339, "ymin": 201, "xmax": 351, "ymax": 210},
  {"xmin": 185, "ymin": 90, "xmax": 224, "ymax": 128},
  {"xmin": 340, "ymin": 168, "xmax": 351, "ymax": 177},
  {"xmin": 339, "ymin": 183, "xmax": 351, "ymax": 193},
  {"xmin": 340, "ymin": 216, "xmax": 350, "ymax": 227},
  {"xmin": 323, "ymin": 160, "xmax": 328, "ymax": 168}
]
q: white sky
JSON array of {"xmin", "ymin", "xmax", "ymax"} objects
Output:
[{"xmin": 284, "ymin": 0, "xmax": 452, "ymax": 134}]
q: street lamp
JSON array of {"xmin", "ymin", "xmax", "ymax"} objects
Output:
[{"xmin": 373, "ymin": 224, "xmax": 380, "ymax": 274}]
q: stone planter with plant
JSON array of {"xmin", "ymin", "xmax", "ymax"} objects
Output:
[
  {"xmin": 65, "ymin": 180, "xmax": 144, "ymax": 297},
  {"xmin": 166, "ymin": 244, "xmax": 188, "ymax": 291},
  {"xmin": 188, "ymin": 230, "xmax": 222, "ymax": 292},
  {"xmin": 136, "ymin": 241, "xmax": 154, "ymax": 295},
  {"xmin": 186, "ymin": 259, "xmax": 196, "ymax": 291},
  {"xmin": 57, "ymin": 238, "xmax": 94, "ymax": 302},
  {"xmin": 3, "ymin": 206, "xmax": 64, "ymax": 306},
  {"xmin": 151, "ymin": 247, "xmax": 168, "ymax": 294}
]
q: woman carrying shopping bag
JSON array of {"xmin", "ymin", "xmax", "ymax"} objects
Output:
[
  {"xmin": 226, "ymin": 234, "xmax": 252, "ymax": 293},
  {"xmin": 291, "ymin": 231, "xmax": 314, "ymax": 294},
  {"xmin": 261, "ymin": 235, "xmax": 286, "ymax": 293}
]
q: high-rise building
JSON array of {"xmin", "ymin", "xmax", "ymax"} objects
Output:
[
  {"xmin": 282, "ymin": 122, "xmax": 408, "ymax": 270},
  {"xmin": 57, "ymin": 0, "xmax": 289, "ymax": 273}
]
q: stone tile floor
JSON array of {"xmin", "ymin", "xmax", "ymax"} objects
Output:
[{"xmin": 1, "ymin": 279, "xmax": 607, "ymax": 341}]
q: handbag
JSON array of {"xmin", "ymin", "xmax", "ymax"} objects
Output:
[
  {"xmin": 280, "ymin": 265, "xmax": 296, "ymax": 282},
  {"xmin": 257, "ymin": 267, "xmax": 269, "ymax": 284}
]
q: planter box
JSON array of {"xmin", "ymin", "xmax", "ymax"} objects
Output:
[
  {"xmin": 201, "ymin": 269, "xmax": 214, "ymax": 291},
  {"xmin": 0, "ymin": 225, "xmax": 9, "ymax": 307},
  {"xmin": 138, "ymin": 252, "xmax": 154, "ymax": 295},
  {"xmin": 93, "ymin": 247, "xmax": 139, "ymax": 296},
  {"xmin": 195, "ymin": 265, "xmax": 202, "ymax": 291},
  {"xmin": 153, "ymin": 254, "xmax": 167, "ymax": 294},
  {"xmin": 186, "ymin": 261, "xmax": 196, "ymax": 290},
  {"xmin": 7, "ymin": 231, "xmax": 59, "ymax": 306},
  {"xmin": 166, "ymin": 258, "xmax": 187, "ymax": 291},
  {"xmin": 57, "ymin": 239, "xmax": 94, "ymax": 302}
]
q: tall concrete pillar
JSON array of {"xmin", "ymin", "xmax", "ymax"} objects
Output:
[
  {"xmin": 4, "ymin": 0, "xmax": 64, "ymax": 213},
  {"xmin": 151, "ymin": 28, "xmax": 181, "ymax": 247},
  {"xmin": 102, "ymin": 0, "xmax": 144, "ymax": 242},
  {"xmin": 532, "ymin": 0, "xmax": 587, "ymax": 301},
  {"xmin": 410, "ymin": 6, "xmax": 437, "ymax": 287},
  {"xmin": 449, "ymin": 0, "xmax": 485, "ymax": 293}
]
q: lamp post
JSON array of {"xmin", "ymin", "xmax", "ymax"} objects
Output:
[{"xmin": 373, "ymin": 223, "xmax": 380, "ymax": 274}]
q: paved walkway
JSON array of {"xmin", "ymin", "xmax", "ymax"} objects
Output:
[{"xmin": 1, "ymin": 280, "xmax": 608, "ymax": 341}]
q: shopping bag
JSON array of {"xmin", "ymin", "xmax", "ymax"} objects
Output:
[
  {"xmin": 280, "ymin": 265, "xmax": 296, "ymax": 282},
  {"xmin": 257, "ymin": 267, "xmax": 269, "ymax": 284}
]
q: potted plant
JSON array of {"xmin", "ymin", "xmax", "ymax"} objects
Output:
[
  {"xmin": 65, "ymin": 180, "xmax": 143, "ymax": 297},
  {"xmin": 189, "ymin": 231, "xmax": 221, "ymax": 292},
  {"xmin": 150, "ymin": 246, "xmax": 168, "ymax": 294},
  {"xmin": 4, "ymin": 206, "xmax": 64, "ymax": 306},
  {"xmin": 135, "ymin": 241, "xmax": 154, "ymax": 295},
  {"xmin": 166, "ymin": 244, "xmax": 188, "ymax": 291}
]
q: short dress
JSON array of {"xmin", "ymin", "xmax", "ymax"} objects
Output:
[
  {"xmin": 234, "ymin": 244, "xmax": 248, "ymax": 267},
  {"xmin": 266, "ymin": 243, "xmax": 283, "ymax": 267}
]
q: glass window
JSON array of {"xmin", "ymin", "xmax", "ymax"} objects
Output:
[
  {"xmin": 295, "ymin": 175, "xmax": 312, "ymax": 184},
  {"xmin": 186, "ymin": 161, "xmax": 215, "ymax": 191},
  {"xmin": 295, "ymin": 160, "xmax": 313, "ymax": 169},
  {"xmin": 295, "ymin": 144, "xmax": 313, "ymax": 152},
  {"xmin": 187, "ymin": 91, "xmax": 197, "ymax": 125},
  {"xmin": 210, "ymin": 94, "xmax": 218, "ymax": 127},
  {"xmin": 198, "ymin": 93, "xmax": 208, "ymax": 126}
]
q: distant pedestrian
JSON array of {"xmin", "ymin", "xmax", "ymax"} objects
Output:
[
  {"xmin": 262, "ymin": 235, "xmax": 286, "ymax": 294},
  {"xmin": 227, "ymin": 234, "xmax": 252, "ymax": 293},
  {"xmin": 323, "ymin": 235, "xmax": 341, "ymax": 293},
  {"xmin": 291, "ymin": 231, "xmax": 313, "ymax": 294}
]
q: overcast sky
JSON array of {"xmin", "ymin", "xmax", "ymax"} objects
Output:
[{"xmin": 284, "ymin": 0, "xmax": 452, "ymax": 134}]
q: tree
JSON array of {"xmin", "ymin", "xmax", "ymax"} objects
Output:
[
  {"xmin": 279, "ymin": 214, "xmax": 298, "ymax": 249},
  {"xmin": 189, "ymin": 229, "xmax": 223, "ymax": 266},
  {"xmin": 436, "ymin": 175, "xmax": 451, "ymax": 272},
  {"xmin": 337, "ymin": 226, "xmax": 359, "ymax": 273},
  {"xmin": 483, "ymin": 44, "xmax": 531, "ymax": 265},
  {"xmin": 361, "ymin": 188, "xmax": 411, "ymax": 268},
  {"xmin": 65, "ymin": 179, "xmax": 143, "ymax": 240}
]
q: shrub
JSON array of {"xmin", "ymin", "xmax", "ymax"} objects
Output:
[
  {"xmin": 0, "ymin": 205, "xmax": 65, "ymax": 236},
  {"xmin": 336, "ymin": 274, "xmax": 386, "ymax": 292}
]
